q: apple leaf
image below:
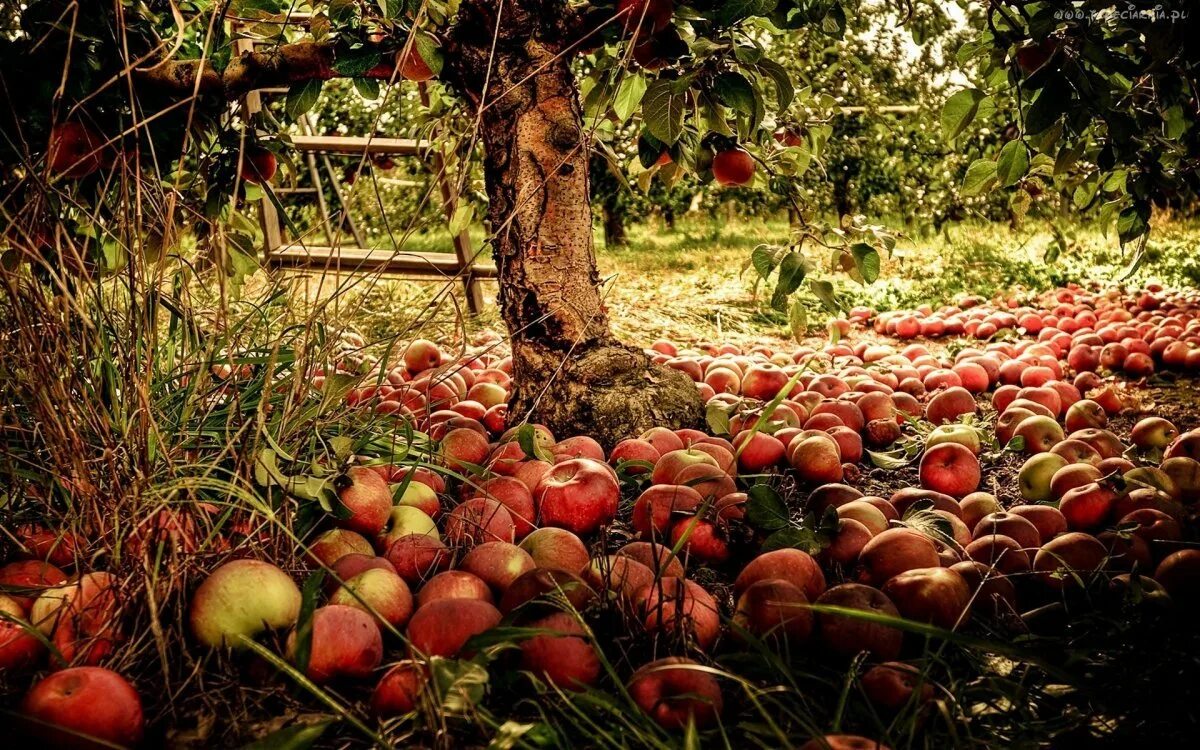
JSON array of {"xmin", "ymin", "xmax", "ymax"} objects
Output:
[
  {"xmin": 850, "ymin": 243, "xmax": 880, "ymax": 284},
  {"xmin": 962, "ymin": 158, "xmax": 998, "ymax": 196},
  {"xmin": 643, "ymin": 79, "xmax": 685, "ymax": 144},
  {"xmin": 745, "ymin": 484, "xmax": 790, "ymax": 532},
  {"xmin": 285, "ymin": 79, "xmax": 323, "ymax": 120},
  {"xmin": 941, "ymin": 88, "xmax": 987, "ymax": 141},
  {"xmin": 613, "ymin": 73, "xmax": 647, "ymax": 124},
  {"xmin": 705, "ymin": 401, "xmax": 732, "ymax": 436},
  {"xmin": 239, "ymin": 720, "xmax": 334, "ymax": 750},
  {"xmin": 996, "ymin": 140, "xmax": 1030, "ymax": 187}
]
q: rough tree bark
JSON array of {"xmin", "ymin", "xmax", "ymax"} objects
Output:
[{"xmin": 446, "ymin": 0, "xmax": 702, "ymax": 447}]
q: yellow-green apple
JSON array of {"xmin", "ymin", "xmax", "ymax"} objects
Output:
[
  {"xmin": 814, "ymin": 583, "xmax": 903, "ymax": 661},
  {"xmin": 925, "ymin": 424, "xmax": 982, "ymax": 454},
  {"xmin": 734, "ymin": 548, "xmax": 826, "ymax": 601},
  {"xmin": 882, "ymin": 567, "xmax": 971, "ymax": 629},
  {"xmin": 837, "ymin": 500, "xmax": 889, "ymax": 536},
  {"xmin": 405, "ymin": 598, "xmax": 501, "ymax": 657},
  {"xmin": 519, "ymin": 611, "xmax": 600, "ymax": 689},
  {"xmin": 858, "ymin": 528, "xmax": 940, "ymax": 586},
  {"xmin": 335, "ymin": 466, "xmax": 393, "ymax": 537},
  {"xmin": 288, "ymin": 604, "xmax": 382, "ymax": 683},
  {"xmin": 329, "ymin": 567, "xmax": 414, "ymax": 629},
  {"xmin": 19, "ymin": 667, "xmax": 143, "ymax": 748},
  {"xmin": 378, "ymin": 506, "xmax": 439, "ymax": 551},
  {"xmin": 189, "ymin": 560, "xmax": 302, "ymax": 648},
  {"xmin": 627, "ymin": 656, "xmax": 724, "ymax": 729},
  {"xmin": 1033, "ymin": 532, "xmax": 1107, "ymax": 589},
  {"xmin": 919, "ymin": 443, "xmax": 980, "ymax": 497},
  {"xmin": 1018, "ymin": 453, "xmax": 1069, "ymax": 502},
  {"xmin": 534, "ymin": 458, "xmax": 620, "ymax": 535},
  {"xmin": 394, "ymin": 481, "xmax": 441, "ymax": 519},
  {"xmin": 1013, "ymin": 415, "xmax": 1065, "ymax": 453},
  {"xmin": 518, "ymin": 527, "xmax": 590, "ymax": 574}
]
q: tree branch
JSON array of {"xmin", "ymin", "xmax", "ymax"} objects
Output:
[{"xmin": 135, "ymin": 42, "xmax": 394, "ymax": 99}]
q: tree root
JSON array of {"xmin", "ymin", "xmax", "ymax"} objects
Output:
[{"xmin": 509, "ymin": 341, "xmax": 705, "ymax": 450}]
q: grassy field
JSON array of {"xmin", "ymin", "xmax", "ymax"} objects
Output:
[{"xmin": 302, "ymin": 215, "xmax": 1200, "ymax": 350}]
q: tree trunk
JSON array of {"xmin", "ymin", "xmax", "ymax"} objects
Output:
[
  {"xmin": 602, "ymin": 203, "xmax": 627, "ymax": 248},
  {"xmin": 447, "ymin": 0, "xmax": 702, "ymax": 447}
]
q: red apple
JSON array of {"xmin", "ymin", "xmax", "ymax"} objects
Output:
[
  {"xmin": 881, "ymin": 566, "xmax": 972, "ymax": 629},
  {"xmin": 335, "ymin": 466, "xmax": 393, "ymax": 537},
  {"xmin": 920, "ymin": 442, "xmax": 981, "ymax": 498},
  {"xmin": 814, "ymin": 583, "xmax": 903, "ymax": 661},
  {"xmin": 535, "ymin": 458, "xmax": 620, "ymax": 535},
  {"xmin": 519, "ymin": 611, "xmax": 601, "ymax": 689},
  {"xmin": 19, "ymin": 667, "xmax": 143, "ymax": 749},
  {"xmin": 406, "ymin": 598, "xmax": 502, "ymax": 657},
  {"xmin": 627, "ymin": 657, "xmax": 724, "ymax": 729}
]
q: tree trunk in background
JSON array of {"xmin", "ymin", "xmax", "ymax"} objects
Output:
[
  {"xmin": 602, "ymin": 203, "xmax": 627, "ymax": 248},
  {"xmin": 447, "ymin": 0, "xmax": 702, "ymax": 447}
]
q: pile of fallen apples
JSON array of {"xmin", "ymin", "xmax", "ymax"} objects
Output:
[{"xmin": 3, "ymin": 283, "xmax": 1200, "ymax": 749}]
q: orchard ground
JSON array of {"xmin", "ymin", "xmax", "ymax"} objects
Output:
[{"xmin": 6, "ymin": 216, "xmax": 1200, "ymax": 749}]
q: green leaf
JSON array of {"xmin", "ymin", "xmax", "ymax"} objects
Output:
[
  {"xmin": 755, "ymin": 59, "xmax": 794, "ymax": 111},
  {"xmin": 713, "ymin": 72, "xmax": 757, "ymax": 116},
  {"xmin": 770, "ymin": 251, "xmax": 807, "ymax": 311},
  {"xmin": 1164, "ymin": 104, "xmax": 1189, "ymax": 139},
  {"xmin": 643, "ymin": 79, "xmax": 685, "ymax": 144},
  {"xmin": 1117, "ymin": 201, "xmax": 1151, "ymax": 245},
  {"xmin": 996, "ymin": 140, "xmax": 1030, "ymax": 187},
  {"xmin": 328, "ymin": 0, "xmax": 357, "ymax": 24},
  {"xmin": 705, "ymin": 401, "xmax": 732, "ymax": 436},
  {"xmin": 850, "ymin": 243, "xmax": 880, "ymax": 284},
  {"xmin": 762, "ymin": 526, "xmax": 822, "ymax": 554},
  {"xmin": 716, "ymin": 0, "xmax": 778, "ymax": 26},
  {"xmin": 613, "ymin": 73, "xmax": 647, "ymax": 124},
  {"xmin": 749, "ymin": 245, "xmax": 777, "ymax": 280},
  {"xmin": 809, "ymin": 278, "xmax": 842, "ymax": 312},
  {"xmin": 745, "ymin": 484, "xmax": 790, "ymax": 532},
  {"xmin": 788, "ymin": 299, "xmax": 808, "ymax": 342},
  {"xmin": 961, "ymin": 159, "xmax": 998, "ymax": 196},
  {"xmin": 239, "ymin": 720, "xmax": 334, "ymax": 750},
  {"xmin": 867, "ymin": 448, "xmax": 913, "ymax": 469},
  {"xmin": 352, "ymin": 77, "xmax": 380, "ymax": 100},
  {"xmin": 414, "ymin": 33, "xmax": 444, "ymax": 76},
  {"xmin": 1025, "ymin": 78, "xmax": 1069, "ymax": 134},
  {"xmin": 286, "ymin": 79, "xmax": 323, "ymax": 120},
  {"xmin": 941, "ymin": 89, "xmax": 987, "ymax": 141},
  {"xmin": 290, "ymin": 571, "xmax": 325, "ymax": 678},
  {"xmin": 333, "ymin": 47, "xmax": 381, "ymax": 77},
  {"xmin": 448, "ymin": 204, "xmax": 474, "ymax": 235}
]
